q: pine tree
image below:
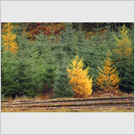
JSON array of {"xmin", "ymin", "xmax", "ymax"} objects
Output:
[
  {"xmin": 114, "ymin": 25, "xmax": 134, "ymax": 93},
  {"xmin": 53, "ymin": 43, "xmax": 66, "ymax": 63},
  {"xmin": 15, "ymin": 37, "xmax": 41, "ymax": 98},
  {"xmin": 15, "ymin": 36, "xmax": 44, "ymax": 98},
  {"xmin": 76, "ymin": 24, "xmax": 86, "ymax": 56},
  {"xmin": 1, "ymin": 23, "xmax": 18, "ymax": 54},
  {"xmin": 15, "ymin": 57, "xmax": 31, "ymax": 97},
  {"xmin": 83, "ymin": 27, "xmax": 108, "ymax": 84},
  {"xmin": 34, "ymin": 31, "xmax": 48, "ymax": 57},
  {"xmin": 96, "ymin": 50, "xmax": 120, "ymax": 91},
  {"xmin": 43, "ymin": 55, "xmax": 56, "ymax": 93},
  {"xmin": 1, "ymin": 45, "xmax": 18, "ymax": 98},
  {"xmin": 54, "ymin": 59, "xmax": 74, "ymax": 98},
  {"xmin": 118, "ymin": 55, "xmax": 134, "ymax": 93},
  {"xmin": 67, "ymin": 54, "xmax": 93, "ymax": 98},
  {"xmin": 104, "ymin": 24, "xmax": 116, "ymax": 50},
  {"xmin": 60, "ymin": 23, "xmax": 76, "ymax": 59}
]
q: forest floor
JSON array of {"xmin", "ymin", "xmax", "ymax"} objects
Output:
[{"xmin": 1, "ymin": 92, "xmax": 134, "ymax": 112}]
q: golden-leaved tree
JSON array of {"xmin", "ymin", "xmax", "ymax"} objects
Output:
[
  {"xmin": 67, "ymin": 54, "xmax": 93, "ymax": 98},
  {"xmin": 115, "ymin": 25, "xmax": 132, "ymax": 57},
  {"xmin": 96, "ymin": 51, "xmax": 120, "ymax": 91},
  {"xmin": 2, "ymin": 23, "xmax": 18, "ymax": 54},
  {"xmin": 114, "ymin": 25, "xmax": 133, "ymax": 93}
]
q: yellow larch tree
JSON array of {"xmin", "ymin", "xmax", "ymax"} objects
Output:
[
  {"xmin": 67, "ymin": 54, "xmax": 93, "ymax": 98},
  {"xmin": 96, "ymin": 51, "xmax": 120, "ymax": 91},
  {"xmin": 115, "ymin": 25, "xmax": 132, "ymax": 57},
  {"xmin": 1, "ymin": 23, "xmax": 18, "ymax": 54}
]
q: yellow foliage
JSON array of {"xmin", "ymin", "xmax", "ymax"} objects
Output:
[
  {"xmin": 115, "ymin": 25, "xmax": 132, "ymax": 57},
  {"xmin": 67, "ymin": 54, "xmax": 93, "ymax": 98},
  {"xmin": 1, "ymin": 23, "xmax": 18, "ymax": 54},
  {"xmin": 96, "ymin": 51, "xmax": 120, "ymax": 90}
]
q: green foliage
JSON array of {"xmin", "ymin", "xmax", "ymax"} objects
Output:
[
  {"xmin": 113, "ymin": 25, "xmax": 134, "ymax": 93},
  {"xmin": 82, "ymin": 30, "xmax": 108, "ymax": 84},
  {"xmin": 15, "ymin": 57, "xmax": 34, "ymax": 97},
  {"xmin": 34, "ymin": 31, "xmax": 48, "ymax": 57},
  {"xmin": 1, "ymin": 23, "xmax": 134, "ymax": 99},
  {"xmin": 1, "ymin": 36, "xmax": 44, "ymax": 98},
  {"xmin": 60, "ymin": 23, "xmax": 76, "ymax": 59},
  {"xmin": 54, "ymin": 59, "xmax": 74, "ymax": 98},
  {"xmin": 1, "ymin": 47, "xmax": 18, "ymax": 98},
  {"xmin": 42, "ymin": 55, "xmax": 56, "ymax": 93},
  {"xmin": 116, "ymin": 55, "xmax": 134, "ymax": 93}
]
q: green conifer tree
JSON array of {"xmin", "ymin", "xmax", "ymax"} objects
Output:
[
  {"xmin": 60, "ymin": 23, "xmax": 77, "ymax": 59},
  {"xmin": 16, "ymin": 57, "xmax": 33, "ymax": 97},
  {"xmin": 114, "ymin": 25, "xmax": 134, "ymax": 93},
  {"xmin": 54, "ymin": 59, "xmax": 74, "ymax": 98},
  {"xmin": 1, "ymin": 45, "xmax": 18, "ymax": 98},
  {"xmin": 15, "ymin": 37, "xmax": 40, "ymax": 97},
  {"xmin": 43, "ymin": 55, "xmax": 56, "ymax": 93},
  {"xmin": 34, "ymin": 31, "xmax": 48, "ymax": 57},
  {"xmin": 15, "ymin": 36, "xmax": 43, "ymax": 98}
]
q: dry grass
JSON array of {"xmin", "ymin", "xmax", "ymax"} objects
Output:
[
  {"xmin": 4, "ymin": 95, "xmax": 68, "ymax": 101},
  {"xmin": 2, "ymin": 106, "xmax": 134, "ymax": 112},
  {"xmin": 3, "ymin": 92, "xmax": 134, "ymax": 101},
  {"xmin": 4, "ymin": 96, "xmax": 42, "ymax": 101},
  {"xmin": 2, "ymin": 94, "xmax": 134, "ymax": 112},
  {"xmin": 91, "ymin": 90, "xmax": 134, "ymax": 98}
]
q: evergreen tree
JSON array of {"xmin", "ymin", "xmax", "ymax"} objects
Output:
[
  {"xmin": 76, "ymin": 24, "xmax": 86, "ymax": 56},
  {"xmin": 60, "ymin": 23, "xmax": 77, "ymax": 59},
  {"xmin": 82, "ymin": 28, "xmax": 108, "ymax": 86},
  {"xmin": 104, "ymin": 24, "xmax": 116, "ymax": 50},
  {"xmin": 118, "ymin": 55, "xmax": 134, "ymax": 93},
  {"xmin": 114, "ymin": 25, "xmax": 134, "ymax": 93},
  {"xmin": 1, "ymin": 45, "xmax": 18, "ymax": 98},
  {"xmin": 54, "ymin": 59, "xmax": 73, "ymax": 98},
  {"xmin": 15, "ymin": 37, "xmax": 41, "ymax": 97},
  {"xmin": 52, "ymin": 43, "xmax": 66, "ymax": 64},
  {"xmin": 34, "ymin": 31, "xmax": 48, "ymax": 57},
  {"xmin": 15, "ymin": 57, "xmax": 33, "ymax": 97},
  {"xmin": 15, "ymin": 36, "xmax": 44, "ymax": 98},
  {"xmin": 43, "ymin": 55, "xmax": 56, "ymax": 93}
]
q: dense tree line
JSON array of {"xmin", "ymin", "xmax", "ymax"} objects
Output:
[{"xmin": 1, "ymin": 23, "xmax": 134, "ymax": 99}]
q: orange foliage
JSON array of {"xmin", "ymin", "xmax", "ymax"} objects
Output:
[
  {"xmin": 1, "ymin": 23, "xmax": 18, "ymax": 54},
  {"xmin": 67, "ymin": 54, "xmax": 93, "ymax": 98},
  {"xmin": 24, "ymin": 23, "xmax": 65, "ymax": 40},
  {"xmin": 96, "ymin": 51, "xmax": 120, "ymax": 91}
]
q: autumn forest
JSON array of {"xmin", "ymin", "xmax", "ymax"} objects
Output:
[{"xmin": 1, "ymin": 23, "xmax": 134, "ymax": 112}]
